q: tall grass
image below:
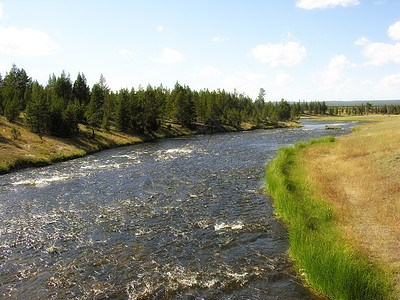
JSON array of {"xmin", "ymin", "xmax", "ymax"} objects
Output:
[{"xmin": 266, "ymin": 136, "xmax": 394, "ymax": 299}]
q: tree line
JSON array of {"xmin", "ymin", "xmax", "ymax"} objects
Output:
[
  {"xmin": 287, "ymin": 100, "xmax": 400, "ymax": 116},
  {"xmin": 0, "ymin": 65, "xmax": 303, "ymax": 138},
  {"xmin": 5, "ymin": 64, "xmax": 393, "ymax": 139},
  {"xmin": 326, "ymin": 103, "xmax": 400, "ymax": 116}
]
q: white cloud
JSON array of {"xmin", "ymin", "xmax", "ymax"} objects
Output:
[
  {"xmin": 355, "ymin": 22, "xmax": 400, "ymax": 66},
  {"xmin": 119, "ymin": 48, "xmax": 136, "ymax": 56},
  {"xmin": 354, "ymin": 36, "xmax": 370, "ymax": 46},
  {"xmin": 0, "ymin": 26, "xmax": 59, "ymax": 56},
  {"xmin": 328, "ymin": 54, "xmax": 356, "ymax": 69},
  {"xmin": 375, "ymin": 73, "xmax": 400, "ymax": 93},
  {"xmin": 388, "ymin": 21, "xmax": 400, "ymax": 41},
  {"xmin": 192, "ymin": 65, "xmax": 221, "ymax": 78},
  {"xmin": 360, "ymin": 42, "xmax": 400, "ymax": 65},
  {"xmin": 296, "ymin": 0, "xmax": 360, "ymax": 9},
  {"xmin": 318, "ymin": 55, "xmax": 355, "ymax": 89},
  {"xmin": 274, "ymin": 72, "xmax": 294, "ymax": 87},
  {"xmin": 153, "ymin": 47, "xmax": 183, "ymax": 64},
  {"xmin": 251, "ymin": 42, "xmax": 306, "ymax": 67},
  {"xmin": 213, "ymin": 36, "xmax": 229, "ymax": 42},
  {"xmin": 157, "ymin": 25, "xmax": 163, "ymax": 32}
]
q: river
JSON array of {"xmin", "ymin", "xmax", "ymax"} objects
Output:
[{"xmin": 0, "ymin": 120, "xmax": 357, "ymax": 299}]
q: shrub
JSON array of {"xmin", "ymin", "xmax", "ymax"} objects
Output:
[{"xmin": 11, "ymin": 127, "xmax": 21, "ymax": 140}]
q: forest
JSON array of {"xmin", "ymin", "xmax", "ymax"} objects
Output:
[
  {"xmin": 1, "ymin": 64, "xmax": 399, "ymax": 139},
  {"xmin": 0, "ymin": 65, "xmax": 298, "ymax": 138}
]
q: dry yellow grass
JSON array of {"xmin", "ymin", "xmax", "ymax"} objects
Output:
[
  {"xmin": 0, "ymin": 116, "xmax": 145, "ymax": 172},
  {"xmin": 302, "ymin": 115, "xmax": 400, "ymax": 292}
]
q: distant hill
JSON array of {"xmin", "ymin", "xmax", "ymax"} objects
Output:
[{"xmin": 325, "ymin": 100, "xmax": 400, "ymax": 106}]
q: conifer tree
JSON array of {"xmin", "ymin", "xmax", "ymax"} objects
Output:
[
  {"xmin": 86, "ymin": 83, "xmax": 104, "ymax": 137},
  {"xmin": 115, "ymin": 89, "xmax": 130, "ymax": 132},
  {"xmin": 4, "ymin": 93, "xmax": 20, "ymax": 122},
  {"xmin": 72, "ymin": 73, "xmax": 90, "ymax": 106},
  {"xmin": 25, "ymin": 81, "xmax": 50, "ymax": 135}
]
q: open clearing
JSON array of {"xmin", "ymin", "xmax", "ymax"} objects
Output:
[{"xmin": 302, "ymin": 115, "xmax": 400, "ymax": 292}]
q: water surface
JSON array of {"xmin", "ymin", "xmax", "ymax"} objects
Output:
[{"xmin": 0, "ymin": 120, "xmax": 357, "ymax": 299}]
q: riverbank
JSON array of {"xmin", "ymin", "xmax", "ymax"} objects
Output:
[
  {"xmin": 266, "ymin": 115, "xmax": 400, "ymax": 298},
  {"xmin": 302, "ymin": 113, "xmax": 394, "ymax": 122},
  {"xmin": 0, "ymin": 116, "xmax": 297, "ymax": 174}
]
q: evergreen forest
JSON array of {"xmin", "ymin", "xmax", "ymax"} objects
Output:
[{"xmin": 1, "ymin": 64, "xmax": 399, "ymax": 139}]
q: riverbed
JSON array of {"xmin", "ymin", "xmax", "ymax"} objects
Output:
[{"xmin": 0, "ymin": 120, "xmax": 356, "ymax": 299}]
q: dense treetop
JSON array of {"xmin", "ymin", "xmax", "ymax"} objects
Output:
[{"xmin": 1, "ymin": 64, "xmax": 397, "ymax": 138}]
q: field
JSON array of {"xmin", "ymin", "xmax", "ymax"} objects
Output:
[
  {"xmin": 302, "ymin": 115, "xmax": 400, "ymax": 292},
  {"xmin": 266, "ymin": 114, "xmax": 400, "ymax": 298}
]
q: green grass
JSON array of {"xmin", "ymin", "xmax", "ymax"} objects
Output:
[
  {"xmin": 265, "ymin": 136, "xmax": 394, "ymax": 299},
  {"xmin": 325, "ymin": 126, "xmax": 341, "ymax": 130}
]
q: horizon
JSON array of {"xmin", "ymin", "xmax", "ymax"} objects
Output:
[{"xmin": 0, "ymin": 0, "xmax": 399, "ymax": 101}]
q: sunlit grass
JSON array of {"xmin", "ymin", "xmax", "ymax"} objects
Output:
[
  {"xmin": 302, "ymin": 115, "xmax": 400, "ymax": 293},
  {"xmin": 0, "ymin": 117, "xmax": 145, "ymax": 173},
  {"xmin": 266, "ymin": 136, "xmax": 395, "ymax": 299}
]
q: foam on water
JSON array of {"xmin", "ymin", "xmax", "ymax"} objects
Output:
[
  {"xmin": 214, "ymin": 220, "xmax": 244, "ymax": 231},
  {"xmin": 12, "ymin": 175, "xmax": 71, "ymax": 187},
  {"xmin": 0, "ymin": 120, "xmax": 356, "ymax": 299},
  {"xmin": 155, "ymin": 147, "xmax": 194, "ymax": 161}
]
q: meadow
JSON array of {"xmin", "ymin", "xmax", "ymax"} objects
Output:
[{"xmin": 266, "ymin": 115, "xmax": 400, "ymax": 299}]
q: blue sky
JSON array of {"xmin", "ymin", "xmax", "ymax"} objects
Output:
[{"xmin": 0, "ymin": 0, "xmax": 399, "ymax": 101}]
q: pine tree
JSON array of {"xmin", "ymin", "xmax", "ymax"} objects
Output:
[
  {"xmin": 54, "ymin": 71, "xmax": 73, "ymax": 109},
  {"xmin": 2, "ymin": 64, "xmax": 31, "ymax": 119},
  {"xmin": 72, "ymin": 72, "xmax": 90, "ymax": 106},
  {"xmin": 171, "ymin": 83, "xmax": 195, "ymax": 127},
  {"xmin": 4, "ymin": 93, "xmax": 20, "ymax": 122},
  {"xmin": 86, "ymin": 83, "xmax": 104, "ymax": 137},
  {"xmin": 63, "ymin": 99, "xmax": 80, "ymax": 136},
  {"xmin": 114, "ymin": 89, "xmax": 128, "ymax": 132},
  {"xmin": 25, "ymin": 81, "xmax": 50, "ymax": 135}
]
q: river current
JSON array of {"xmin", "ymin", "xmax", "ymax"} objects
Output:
[{"xmin": 0, "ymin": 120, "xmax": 357, "ymax": 299}]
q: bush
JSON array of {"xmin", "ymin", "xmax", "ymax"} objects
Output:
[{"xmin": 11, "ymin": 127, "xmax": 21, "ymax": 140}]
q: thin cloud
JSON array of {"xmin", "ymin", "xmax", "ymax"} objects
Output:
[
  {"xmin": 317, "ymin": 54, "xmax": 355, "ymax": 90},
  {"xmin": 192, "ymin": 65, "xmax": 221, "ymax": 78},
  {"xmin": 0, "ymin": 3, "xmax": 6, "ymax": 19},
  {"xmin": 153, "ymin": 47, "xmax": 183, "ymax": 64},
  {"xmin": 119, "ymin": 48, "xmax": 136, "ymax": 56},
  {"xmin": 274, "ymin": 72, "xmax": 294, "ymax": 87},
  {"xmin": 296, "ymin": 0, "xmax": 360, "ymax": 9},
  {"xmin": 213, "ymin": 36, "xmax": 229, "ymax": 42},
  {"xmin": 221, "ymin": 71, "xmax": 267, "ymax": 98},
  {"xmin": 354, "ymin": 36, "xmax": 370, "ymax": 46},
  {"xmin": 376, "ymin": 73, "xmax": 400, "ymax": 93},
  {"xmin": 0, "ymin": 26, "xmax": 59, "ymax": 56},
  {"xmin": 251, "ymin": 42, "xmax": 306, "ymax": 67}
]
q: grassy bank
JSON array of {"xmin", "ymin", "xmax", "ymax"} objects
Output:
[
  {"xmin": 303, "ymin": 114, "xmax": 394, "ymax": 122},
  {"xmin": 302, "ymin": 115, "xmax": 400, "ymax": 295},
  {"xmin": 0, "ymin": 116, "xmax": 297, "ymax": 174},
  {"xmin": 265, "ymin": 136, "xmax": 395, "ymax": 299},
  {"xmin": 0, "ymin": 118, "xmax": 145, "ymax": 174}
]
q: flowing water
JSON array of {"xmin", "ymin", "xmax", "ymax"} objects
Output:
[{"xmin": 0, "ymin": 120, "xmax": 357, "ymax": 299}]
